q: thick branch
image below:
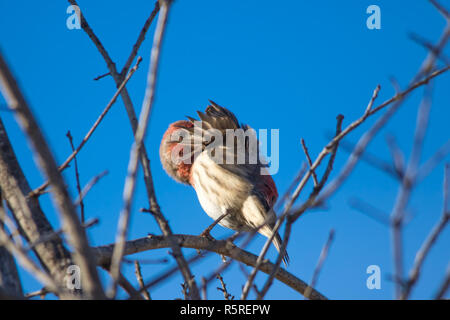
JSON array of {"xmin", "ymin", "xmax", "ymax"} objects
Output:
[
  {"xmin": 0, "ymin": 197, "xmax": 23, "ymax": 297},
  {"xmin": 93, "ymin": 234, "xmax": 328, "ymax": 300},
  {"xmin": 0, "ymin": 52, "xmax": 104, "ymax": 299},
  {"xmin": 0, "ymin": 116, "xmax": 73, "ymax": 294}
]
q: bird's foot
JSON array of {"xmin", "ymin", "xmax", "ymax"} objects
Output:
[
  {"xmin": 196, "ymin": 230, "xmax": 216, "ymax": 256},
  {"xmin": 199, "ymin": 229, "xmax": 216, "ymax": 241}
]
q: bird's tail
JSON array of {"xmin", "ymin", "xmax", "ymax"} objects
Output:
[{"xmin": 272, "ymin": 232, "xmax": 290, "ymax": 267}]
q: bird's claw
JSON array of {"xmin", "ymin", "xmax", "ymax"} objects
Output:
[{"xmin": 199, "ymin": 229, "xmax": 215, "ymax": 241}]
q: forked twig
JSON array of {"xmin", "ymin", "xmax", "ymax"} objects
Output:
[{"xmin": 304, "ymin": 229, "xmax": 335, "ymax": 299}]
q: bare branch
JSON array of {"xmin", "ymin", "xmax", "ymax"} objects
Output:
[
  {"xmin": 349, "ymin": 197, "xmax": 390, "ymax": 226},
  {"xmin": 216, "ymin": 274, "xmax": 234, "ymax": 300},
  {"xmin": 434, "ymin": 265, "xmax": 450, "ymax": 299},
  {"xmin": 401, "ymin": 164, "xmax": 450, "ymax": 299},
  {"xmin": 93, "ymin": 234, "xmax": 328, "ymax": 300},
  {"xmin": 100, "ymin": 265, "xmax": 144, "ymax": 300},
  {"xmin": 429, "ymin": 0, "xmax": 450, "ymax": 20},
  {"xmin": 108, "ymin": 1, "xmax": 201, "ymax": 300},
  {"xmin": 0, "ymin": 226, "xmax": 63, "ymax": 296},
  {"xmin": 134, "ymin": 261, "xmax": 151, "ymax": 300},
  {"xmin": 74, "ymin": 171, "xmax": 108, "ymax": 207},
  {"xmin": 66, "ymin": 130, "xmax": 84, "ymax": 223},
  {"xmin": 336, "ymin": 138, "xmax": 398, "ymax": 179},
  {"xmin": 0, "ymin": 197, "xmax": 23, "ymax": 297},
  {"xmin": 315, "ymin": 67, "xmax": 449, "ymax": 208},
  {"xmin": 386, "ymin": 134, "xmax": 406, "ymax": 179},
  {"xmin": 25, "ymin": 218, "xmax": 99, "ymax": 252},
  {"xmin": 93, "ymin": 72, "xmax": 110, "ymax": 81},
  {"xmin": 391, "ymin": 84, "xmax": 433, "ymax": 298},
  {"xmin": 25, "ymin": 287, "xmax": 49, "ymax": 299},
  {"xmin": 71, "ymin": 0, "xmax": 198, "ymax": 299},
  {"xmin": 417, "ymin": 139, "xmax": 450, "ymax": 182},
  {"xmin": 0, "ymin": 115, "xmax": 77, "ymax": 296},
  {"xmin": 304, "ymin": 229, "xmax": 335, "ymax": 299},
  {"xmin": 275, "ymin": 166, "xmax": 307, "ymax": 211},
  {"xmin": 121, "ymin": 1, "xmax": 161, "ymax": 77},
  {"xmin": 200, "ymin": 212, "xmax": 231, "ymax": 238},
  {"xmin": 254, "ymin": 116, "xmax": 343, "ymax": 300},
  {"xmin": 0, "ymin": 50, "xmax": 104, "ymax": 299},
  {"xmin": 301, "ymin": 139, "xmax": 319, "ymax": 186},
  {"xmin": 30, "ymin": 57, "xmax": 143, "ymax": 197}
]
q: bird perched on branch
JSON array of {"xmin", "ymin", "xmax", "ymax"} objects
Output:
[{"xmin": 159, "ymin": 100, "xmax": 289, "ymax": 265}]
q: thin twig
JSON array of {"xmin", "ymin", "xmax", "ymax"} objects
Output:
[
  {"xmin": 408, "ymin": 32, "xmax": 450, "ymax": 65},
  {"xmin": 348, "ymin": 197, "xmax": 390, "ymax": 226},
  {"xmin": 216, "ymin": 274, "xmax": 234, "ymax": 300},
  {"xmin": 25, "ymin": 218, "xmax": 99, "ymax": 251},
  {"xmin": 429, "ymin": 0, "xmax": 450, "ymax": 20},
  {"xmin": 201, "ymin": 277, "xmax": 207, "ymax": 300},
  {"xmin": 400, "ymin": 164, "xmax": 450, "ymax": 299},
  {"xmin": 336, "ymin": 137, "xmax": 398, "ymax": 179},
  {"xmin": 100, "ymin": 265, "xmax": 144, "ymax": 300},
  {"xmin": 275, "ymin": 165, "xmax": 307, "ymax": 211},
  {"xmin": 315, "ymin": 66, "xmax": 450, "ymax": 208},
  {"xmin": 141, "ymin": 250, "xmax": 205, "ymax": 295},
  {"xmin": 121, "ymin": 1, "xmax": 160, "ymax": 77},
  {"xmin": 74, "ymin": 170, "xmax": 109, "ymax": 206},
  {"xmin": 25, "ymin": 287, "xmax": 51, "ymax": 299},
  {"xmin": 434, "ymin": 265, "xmax": 450, "ymax": 299},
  {"xmin": 0, "ymin": 227, "xmax": 63, "ymax": 296},
  {"xmin": 416, "ymin": 138, "xmax": 450, "ymax": 182},
  {"xmin": 134, "ymin": 261, "xmax": 151, "ymax": 300},
  {"xmin": 390, "ymin": 84, "xmax": 433, "ymax": 298},
  {"xmin": 301, "ymin": 139, "xmax": 319, "ymax": 186},
  {"xmin": 386, "ymin": 134, "xmax": 406, "ymax": 178},
  {"xmin": 200, "ymin": 212, "xmax": 231, "ymax": 238},
  {"xmin": 30, "ymin": 57, "xmax": 143, "ymax": 197},
  {"xmin": 66, "ymin": 130, "xmax": 84, "ymax": 223},
  {"xmin": 93, "ymin": 72, "xmax": 110, "ymax": 81},
  {"xmin": 181, "ymin": 282, "xmax": 189, "ymax": 300},
  {"xmin": 257, "ymin": 116, "xmax": 344, "ymax": 300},
  {"xmin": 117, "ymin": 272, "xmax": 145, "ymax": 300},
  {"xmin": 24, "ymin": 287, "xmax": 49, "ymax": 299},
  {"xmin": 304, "ymin": 229, "xmax": 335, "ymax": 299}
]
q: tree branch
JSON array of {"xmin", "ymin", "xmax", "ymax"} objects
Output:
[
  {"xmin": 0, "ymin": 116, "xmax": 74, "ymax": 295},
  {"xmin": 0, "ymin": 196, "xmax": 23, "ymax": 297},
  {"xmin": 0, "ymin": 51, "xmax": 104, "ymax": 299},
  {"xmin": 93, "ymin": 234, "xmax": 328, "ymax": 300},
  {"xmin": 70, "ymin": 0, "xmax": 198, "ymax": 299}
]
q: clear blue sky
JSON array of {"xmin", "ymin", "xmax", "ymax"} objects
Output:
[{"xmin": 0, "ymin": 0, "xmax": 449, "ymax": 299}]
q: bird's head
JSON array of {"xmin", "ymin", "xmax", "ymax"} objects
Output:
[
  {"xmin": 160, "ymin": 100, "xmax": 246, "ymax": 185},
  {"xmin": 159, "ymin": 120, "xmax": 195, "ymax": 185}
]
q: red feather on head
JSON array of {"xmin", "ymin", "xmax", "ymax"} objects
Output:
[{"xmin": 159, "ymin": 120, "xmax": 194, "ymax": 184}]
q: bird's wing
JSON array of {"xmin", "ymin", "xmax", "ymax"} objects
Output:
[{"xmin": 186, "ymin": 101, "xmax": 278, "ymax": 206}]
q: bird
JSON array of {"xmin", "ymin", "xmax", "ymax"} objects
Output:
[{"xmin": 159, "ymin": 100, "xmax": 289, "ymax": 265}]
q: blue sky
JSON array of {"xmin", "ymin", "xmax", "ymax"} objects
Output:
[{"xmin": 0, "ymin": 0, "xmax": 449, "ymax": 299}]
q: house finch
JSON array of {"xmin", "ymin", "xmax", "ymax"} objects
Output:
[{"xmin": 159, "ymin": 101, "xmax": 289, "ymax": 265}]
